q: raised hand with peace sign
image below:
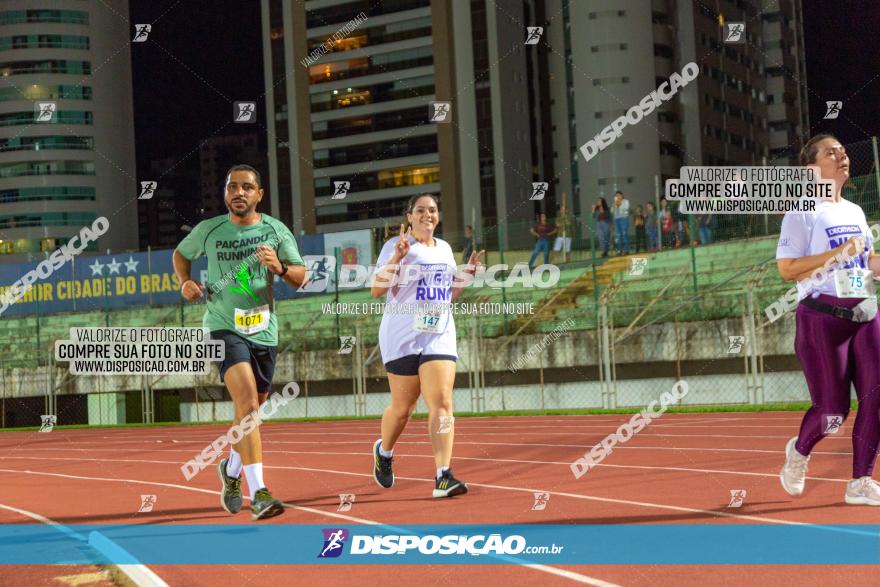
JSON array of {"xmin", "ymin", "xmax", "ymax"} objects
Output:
[{"xmin": 391, "ymin": 223, "xmax": 412, "ymax": 264}]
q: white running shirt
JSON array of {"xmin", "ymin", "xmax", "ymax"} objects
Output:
[
  {"xmin": 374, "ymin": 235, "xmax": 458, "ymax": 363},
  {"xmin": 776, "ymin": 198, "xmax": 873, "ymax": 300}
]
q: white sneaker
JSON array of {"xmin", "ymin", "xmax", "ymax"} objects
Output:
[
  {"xmin": 845, "ymin": 477, "xmax": 880, "ymax": 505},
  {"xmin": 780, "ymin": 436, "xmax": 810, "ymax": 496}
]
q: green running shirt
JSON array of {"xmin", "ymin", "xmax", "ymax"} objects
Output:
[{"xmin": 176, "ymin": 214, "xmax": 304, "ymax": 346}]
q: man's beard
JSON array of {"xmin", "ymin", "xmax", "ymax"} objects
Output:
[{"xmin": 226, "ymin": 200, "xmax": 255, "ymax": 217}]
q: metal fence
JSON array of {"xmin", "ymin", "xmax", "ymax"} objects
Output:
[{"xmin": 2, "ymin": 138, "xmax": 880, "ymax": 427}]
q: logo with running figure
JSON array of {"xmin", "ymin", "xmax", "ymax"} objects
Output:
[
  {"xmin": 824, "ymin": 101, "xmax": 842, "ymax": 120},
  {"xmin": 724, "ymin": 23, "xmax": 745, "ymax": 43},
  {"xmin": 437, "ymin": 415, "xmax": 454, "ymax": 434},
  {"xmin": 727, "ymin": 336, "xmax": 745, "ymax": 354},
  {"xmin": 823, "ymin": 414, "xmax": 844, "ymax": 435},
  {"xmin": 532, "ymin": 492, "xmax": 550, "ymax": 510},
  {"xmin": 338, "ymin": 336, "xmax": 356, "ymax": 354},
  {"xmin": 337, "ymin": 494, "xmax": 355, "ymax": 512},
  {"xmin": 525, "ymin": 27, "xmax": 543, "ymax": 45},
  {"xmin": 234, "ymin": 101, "xmax": 256, "ymax": 123},
  {"xmin": 138, "ymin": 495, "xmax": 157, "ymax": 512},
  {"xmin": 35, "ymin": 101, "xmax": 57, "ymax": 123},
  {"xmin": 332, "ymin": 181, "xmax": 350, "ymax": 200},
  {"xmin": 298, "ymin": 255, "xmax": 335, "ymax": 293},
  {"xmin": 133, "ymin": 24, "xmax": 151, "ymax": 42},
  {"xmin": 629, "ymin": 257, "xmax": 648, "ymax": 276},
  {"xmin": 318, "ymin": 528, "xmax": 349, "ymax": 558},
  {"xmin": 728, "ymin": 489, "xmax": 746, "ymax": 507},
  {"xmin": 138, "ymin": 181, "xmax": 157, "ymax": 200},
  {"xmin": 229, "ymin": 262, "xmax": 259, "ymax": 301},
  {"xmin": 430, "ymin": 101, "xmax": 451, "ymax": 123},
  {"xmin": 38, "ymin": 414, "xmax": 56, "ymax": 433},
  {"xmin": 530, "ymin": 182, "xmax": 548, "ymax": 201}
]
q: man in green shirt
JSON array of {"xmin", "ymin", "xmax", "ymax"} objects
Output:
[{"xmin": 173, "ymin": 164, "xmax": 306, "ymax": 521}]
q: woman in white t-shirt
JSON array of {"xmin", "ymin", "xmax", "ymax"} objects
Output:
[
  {"xmin": 369, "ymin": 194, "xmax": 484, "ymax": 498},
  {"xmin": 777, "ymin": 134, "xmax": 880, "ymax": 505}
]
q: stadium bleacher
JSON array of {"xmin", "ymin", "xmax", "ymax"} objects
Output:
[{"xmin": 0, "ymin": 236, "xmax": 789, "ymax": 368}]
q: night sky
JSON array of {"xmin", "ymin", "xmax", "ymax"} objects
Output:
[
  {"xmin": 129, "ymin": 0, "xmax": 265, "ymax": 185},
  {"xmin": 128, "ymin": 1, "xmax": 880, "ymax": 198},
  {"xmin": 802, "ymin": 0, "xmax": 880, "ymax": 143}
]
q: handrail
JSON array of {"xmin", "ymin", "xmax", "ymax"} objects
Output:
[
  {"xmin": 494, "ymin": 267, "xmax": 590, "ymax": 357},
  {"xmin": 614, "ymin": 267, "xmax": 688, "ymax": 345},
  {"xmin": 614, "ymin": 255, "xmax": 777, "ymax": 345}
]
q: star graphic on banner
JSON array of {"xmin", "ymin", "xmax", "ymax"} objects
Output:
[
  {"xmin": 89, "ymin": 259, "xmax": 104, "ymax": 276},
  {"xmin": 106, "ymin": 258, "xmax": 122, "ymax": 275},
  {"xmin": 124, "ymin": 256, "xmax": 139, "ymax": 273}
]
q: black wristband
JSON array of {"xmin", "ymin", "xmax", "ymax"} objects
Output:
[{"xmin": 275, "ymin": 262, "xmax": 288, "ymax": 277}]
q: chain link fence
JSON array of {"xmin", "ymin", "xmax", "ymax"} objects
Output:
[{"xmin": 2, "ymin": 138, "xmax": 879, "ymax": 427}]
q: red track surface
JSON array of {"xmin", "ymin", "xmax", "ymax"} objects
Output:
[{"xmin": 2, "ymin": 412, "xmax": 879, "ymax": 586}]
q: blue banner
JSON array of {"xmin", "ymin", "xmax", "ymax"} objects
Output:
[
  {"xmin": 0, "ymin": 233, "xmax": 326, "ymax": 318},
  {"xmin": 1, "ymin": 524, "xmax": 879, "ymax": 565}
]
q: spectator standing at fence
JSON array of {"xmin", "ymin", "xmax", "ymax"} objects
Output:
[
  {"xmin": 612, "ymin": 191, "xmax": 630, "ymax": 255},
  {"xmin": 698, "ymin": 214, "xmax": 715, "ymax": 245},
  {"xmin": 659, "ymin": 197, "xmax": 674, "ymax": 249},
  {"xmin": 528, "ymin": 213, "xmax": 556, "ymax": 269},
  {"xmin": 671, "ymin": 198, "xmax": 689, "ymax": 247},
  {"xmin": 777, "ymin": 133, "xmax": 880, "ymax": 506},
  {"xmin": 553, "ymin": 202, "xmax": 573, "ymax": 263},
  {"xmin": 592, "ymin": 197, "xmax": 612, "ymax": 257},
  {"xmin": 645, "ymin": 202, "xmax": 659, "ymax": 251},
  {"xmin": 462, "ymin": 224, "xmax": 474, "ymax": 264},
  {"xmin": 633, "ymin": 205, "xmax": 646, "ymax": 253}
]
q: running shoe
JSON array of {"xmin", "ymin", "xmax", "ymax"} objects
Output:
[
  {"xmin": 845, "ymin": 477, "xmax": 880, "ymax": 506},
  {"xmin": 250, "ymin": 488, "xmax": 285, "ymax": 521},
  {"xmin": 433, "ymin": 469, "xmax": 468, "ymax": 498},
  {"xmin": 373, "ymin": 439, "xmax": 394, "ymax": 488},
  {"xmin": 780, "ymin": 436, "xmax": 810, "ymax": 496},
  {"xmin": 217, "ymin": 458, "xmax": 243, "ymax": 514}
]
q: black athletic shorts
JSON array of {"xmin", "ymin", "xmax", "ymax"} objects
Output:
[
  {"xmin": 384, "ymin": 353, "xmax": 457, "ymax": 376},
  {"xmin": 211, "ymin": 330, "xmax": 277, "ymax": 393}
]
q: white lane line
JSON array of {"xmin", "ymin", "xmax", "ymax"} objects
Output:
[
  {"xmin": 254, "ymin": 431, "xmax": 845, "ymax": 439},
  {"xmin": 11, "ymin": 443, "xmax": 858, "ymax": 457},
  {"xmin": 522, "ymin": 564, "xmax": 620, "ymax": 586},
  {"xmin": 0, "ymin": 467, "xmax": 375, "ymax": 525},
  {"xmin": 5, "ymin": 430, "xmax": 850, "ymax": 441},
  {"xmin": 0, "ymin": 468, "xmax": 617, "ymax": 586},
  {"xmin": 0, "ymin": 503, "xmax": 168, "ymax": 587},
  {"xmin": 0, "ymin": 416, "xmax": 810, "ymax": 438},
  {"xmin": 0, "ymin": 458, "xmax": 867, "ymax": 529},
  {"xmin": 265, "ymin": 424, "xmax": 811, "ymax": 430},
  {"xmin": 2, "ymin": 453, "xmax": 851, "ymax": 485},
  {"xmin": 267, "ymin": 465, "xmax": 878, "ymax": 532},
  {"xmin": 454, "ymin": 415, "xmax": 806, "ymax": 421}
]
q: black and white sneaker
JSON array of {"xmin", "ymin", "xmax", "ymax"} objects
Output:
[
  {"xmin": 433, "ymin": 469, "xmax": 468, "ymax": 498},
  {"xmin": 373, "ymin": 439, "xmax": 394, "ymax": 488}
]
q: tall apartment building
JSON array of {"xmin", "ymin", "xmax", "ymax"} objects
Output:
[
  {"xmin": 262, "ymin": 0, "xmax": 807, "ymax": 234},
  {"xmin": 261, "ymin": 0, "xmax": 549, "ymax": 240},
  {"xmin": 547, "ymin": 0, "xmax": 808, "ymax": 215},
  {"xmin": 0, "ymin": 1, "xmax": 137, "ymax": 261},
  {"xmin": 761, "ymin": 1, "xmax": 809, "ymax": 164}
]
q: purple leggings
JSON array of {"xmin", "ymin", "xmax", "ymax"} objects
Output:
[{"xmin": 794, "ymin": 294, "xmax": 880, "ymax": 478}]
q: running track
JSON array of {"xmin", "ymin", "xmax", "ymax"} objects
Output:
[{"xmin": 1, "ymin": 412, "xmax": 879, "ymax": 586}]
